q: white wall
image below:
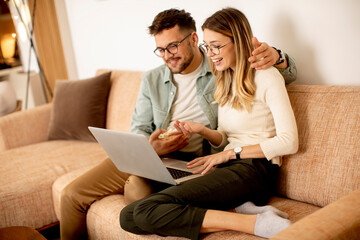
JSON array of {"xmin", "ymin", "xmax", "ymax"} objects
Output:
[{"xmin": 55, "ymin": 0, "xmax": 360, "ymax": 85}]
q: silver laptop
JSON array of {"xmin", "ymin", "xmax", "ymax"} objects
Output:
[{"xmin": 88, "ymin": 127, "xmax": 202, "ymax": 185}]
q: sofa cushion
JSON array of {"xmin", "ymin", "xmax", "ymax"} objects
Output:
[
  {"xmin": 272, "ymin": 190, "xmax": 360, "ymax": 240},
  {"xmin": 52, "ymin": 169, "xmax": 320, "ymax": 240},
  {"xmin": 85, "ymin": 195, "xmax": 319, "ymax": 240},
  {"xmin": 279, "ymin": 85, "xmax": 360, "ymax": 207},
  {"xmin": 48, "ymin": 72, "xmax": 111, "ymax": 141},
  {"xmin": 0, "ymin": 141, "xmax": 107, "ymax": 229},
  {"xmin": 96, "ymin": 70, "xmax": 142, "ymax": 132}
]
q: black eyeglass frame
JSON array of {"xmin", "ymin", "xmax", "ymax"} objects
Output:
[
  {"xmin": 153, "ymin": 33, "xmax": 192, "ymax": 57},
  {"xmin": 200, "ymin": 42, "xmax": 233, "ymax": 55}
]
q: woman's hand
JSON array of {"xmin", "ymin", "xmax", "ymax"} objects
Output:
[
  {"xmin": 171, "ymin": 120, "xmax": 223, "ymax": 147},
  {"xmin": 171, "ymin": 120, "xmax": 206, "ymax": 137},
  {"xmin": 187, "ymin": 150, "xmax": 233, "ymax": 175}
]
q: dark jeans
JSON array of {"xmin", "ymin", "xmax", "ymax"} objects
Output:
[{"xmin": 120, "ymin": 158, "xmax": 279, "ymax": 240}]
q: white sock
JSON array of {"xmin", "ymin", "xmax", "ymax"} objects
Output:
[
  {"xmin": 235, "ymin": 201, "xmax": 289, "ymax": 219},
  {"xmin": 254, "ymin": 211, "xmax": 291, "ymax": 238}
]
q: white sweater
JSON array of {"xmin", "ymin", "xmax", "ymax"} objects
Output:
[{"xmin": 217, "ymin": 67, "xmax": 298, "ymax": 166}]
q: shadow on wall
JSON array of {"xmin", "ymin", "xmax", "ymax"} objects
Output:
[{"xmin": 272, "ymin": 13, "xmax": 324, "ymax": 85}]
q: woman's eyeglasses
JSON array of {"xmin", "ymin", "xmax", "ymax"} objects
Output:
[{"xmin": 200, "ymin": 42, "xmax": 232, "ymax": 55}]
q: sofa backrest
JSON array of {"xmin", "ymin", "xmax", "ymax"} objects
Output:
[
  {"xmin": 96, "ymin": 70, "xmax": 142, "ymax": 131},
  {"xmin": 97, "ymin": 70, "xmax": 360, "ymax": 208},
  {"xmin": 279, "ymin": 85, "xmax": 360, "ymax": 207}
]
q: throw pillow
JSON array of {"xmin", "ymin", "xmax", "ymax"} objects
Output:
[{"xmin": 48, "ymin": 71, "xmax": 111, "ymax": 141}]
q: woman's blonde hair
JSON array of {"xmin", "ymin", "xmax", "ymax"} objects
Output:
[{"xmin": 202, "ymin": 8, "xmax": 255, "ymax": 112}]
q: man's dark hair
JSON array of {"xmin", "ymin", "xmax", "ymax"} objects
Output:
[{"xmin": 148, "ymin": 9, "xmax": 196, "ymax": 35}]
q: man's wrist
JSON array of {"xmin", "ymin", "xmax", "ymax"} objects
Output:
[{"xmin": 273, "ymin": 47, "xmax": 285, "ymax": 66}]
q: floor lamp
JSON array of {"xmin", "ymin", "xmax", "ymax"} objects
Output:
[{"xmin": 7, "ymin": 0, "xmax": 53, "ymax": 109}]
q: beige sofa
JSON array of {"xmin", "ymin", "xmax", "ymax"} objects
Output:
[{"xmin": 0, "ymin": 70, "xmax": 359, "ymax": 239}]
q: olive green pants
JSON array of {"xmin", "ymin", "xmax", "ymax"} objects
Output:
[{"xmin": 120, "ymin": 158, "xmax": 279, "ymax": 240}]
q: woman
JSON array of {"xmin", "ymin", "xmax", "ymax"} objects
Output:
[{"xmin": 120, "ymin": 8, "xmax": 298, "ymax": 239}]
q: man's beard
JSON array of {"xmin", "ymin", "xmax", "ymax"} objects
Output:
[{"xmin": 167, "ymin": 52, "xmax": 194, "ymax": 74}]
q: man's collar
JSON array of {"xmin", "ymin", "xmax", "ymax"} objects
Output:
[
  {"xmin": 163, "ymin": 66, "xmax": 172, "ymax": 83},
  {"xmin": 163, "ymin": 47, "xmax": 211, "ymax": 84},
  {"xmin": 199, "ymin": 47, "xmax": 212, "ymax": 77}
]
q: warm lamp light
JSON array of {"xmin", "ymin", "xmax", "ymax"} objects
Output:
[
  {"xmin": 17, "ymin": 22, "xmax": 28, "ymax": 43},
  {"xmin": 1, "ymin": 34, "xmax": 16, "ymax": 59}
]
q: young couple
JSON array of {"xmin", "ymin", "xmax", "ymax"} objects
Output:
[{"xmin": 60, "ymin": 7, "xmax": 298, "ymax": 240}]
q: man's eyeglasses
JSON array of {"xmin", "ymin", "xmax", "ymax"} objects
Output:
[
  {"xmin": 154, "ymin": 33, "xmax": 192, "ymax": 57},
  {"xmin": 200, "ymin": 42, "xmax": 232, "ymax": 55}
]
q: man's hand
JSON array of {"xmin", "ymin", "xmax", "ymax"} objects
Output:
[
  {"xmin": 149, "ymin": 129, "xmax": 189, "ymax": 156},
  {"xmin": 248, "ymin": 37, "xmax": 286, "ymax": 70}
]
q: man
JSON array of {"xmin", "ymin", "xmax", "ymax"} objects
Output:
[{"xmin": 60, "ymin": 8, "xmax": 296, "ymax": 240}]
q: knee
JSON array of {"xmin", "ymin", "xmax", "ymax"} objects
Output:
[
  {"xmin": 119, "ymin": 200, "xmax": 157, "ymax": 235},
  {"xmin": 119, "ymin": 204, "xmax": 135, "ymax": 232},
  {"xmin": 61, "ymin": 182, "xmax": 86, "ymax": 212},
  {"xmin": 131, "ymin": 194, "xmax": 170, "ymax": 233},
  {"xmin": 61, "ymin": 183, "xmax": 77, "ymax": 205},
  {"xmin": 124, "ymin": 175, "xmax": 154, "ymax": 205},
  {"xmin": 131, "ymin": 199, "xmax": 155, "ymax": 232}
]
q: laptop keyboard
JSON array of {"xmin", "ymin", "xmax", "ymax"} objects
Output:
[{"xmin": 166, "ymin": 168, "xmax": 193, "ymax": 179}]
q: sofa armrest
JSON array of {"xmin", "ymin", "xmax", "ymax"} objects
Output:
[
  {"xmin": 0, "ymin": 103, "xmax": 52, "ymax": 151},
  {"xmin": 271, "ymin": 190, "xmax": 360, "ymax": 240}
]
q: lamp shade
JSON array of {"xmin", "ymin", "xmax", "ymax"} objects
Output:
[{"xmin": 1, "ymin": 34, "xmax": 16, "ymax": 59}]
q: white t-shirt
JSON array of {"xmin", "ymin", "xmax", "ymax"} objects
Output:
[{"xmin": 169, "ymin": 62, "xmax": 210, "ymax": 155}]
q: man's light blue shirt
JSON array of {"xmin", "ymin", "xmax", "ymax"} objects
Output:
[{"xmin": 131, "ymin": 51, "xmax": 217, "ymax": 138}]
